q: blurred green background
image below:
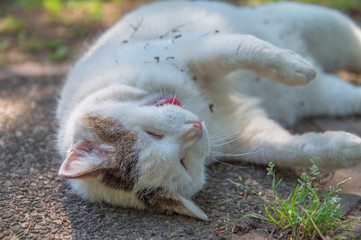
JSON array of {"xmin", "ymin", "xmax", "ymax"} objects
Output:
[{"xmin": 1, "ymin": 0, "xmax": 361, "ymax": 66}]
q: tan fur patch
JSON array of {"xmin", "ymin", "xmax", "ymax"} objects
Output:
[
  {"xmin": 83, "ymin": 115, "xmax": 139, "ymax": 190},
  {"xmin": 83, "ymin": 115, "xmax": 127, "ymax": 143},
  {"xmin": 137, "ymin": 187, "xmax": 180, "ymax": 213}
]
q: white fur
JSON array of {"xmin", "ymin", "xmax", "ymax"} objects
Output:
[{"xmin": 57, "ymin": 1, "xmax": 361, "ymax": 219}]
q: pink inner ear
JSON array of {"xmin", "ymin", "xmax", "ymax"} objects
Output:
[
  {"xmin": 59, "ymin": 141, "xmax": 106, "ymax": 178},
  {"xmin": 155, "ymin": 97, "xmax": 182, "ymax": 107},
  {"xmin": 74, "ymin": 141, "xmax": 93, "ymax": 153}
]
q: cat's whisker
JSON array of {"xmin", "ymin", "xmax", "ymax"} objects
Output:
[
  {"xmin": 173, "ymin": 65, "xmax": 194, "ymax": 103},
  {"xmin": 209, "ymin": 145, "xmax": 270, "ymax": 158},
  {"xmin": 171, "ymin": 72, "xmax": 181, "ymax": 102},
  {"xmin": 182, "ymin": 82, "xmax": 216, "ymax": 108},
  {"xmin": 209, "ymin": 136, "xmax": 240, "ymax": 146},
  {"xmin": 161, "ymin": 80, "xmax": 166, "ymax": 99},
  {"xmin": 147, "ymin": 82, "xmax": 158, "ymax": 99},
  {"xmin": 181, "ymin": 64, "xmax": 222, "ymax": 108},
  {"xmin": 206, "ymin": 156, "xmax": 249, "ymax": 169},
  {"xmin": 210, "ymin": 133, "xmax": 247, "ymax": 147},
  {"xmin": 206, "ymin": 158, "xmax": 218, "ymax": 172},
  {"xmin": 209, "ymin": 129, "xmax": 241, "ymax": 141},
  {"xmin": 208, "ymin": 122, "xmax": 243, "ymax": 141}
]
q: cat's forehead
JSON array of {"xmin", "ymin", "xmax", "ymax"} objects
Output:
[{"xmin": 83, "ymin": 115, "xmax": 130, "ymax": 142}]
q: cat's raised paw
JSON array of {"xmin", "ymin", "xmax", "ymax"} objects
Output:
[{"xmin": 271, "ymin": 49, "xmax": 317, "ymax": 86}]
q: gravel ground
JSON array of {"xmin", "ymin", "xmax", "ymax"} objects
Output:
[{"xmin": 1, "ymin": 65, "xmax": 360, "ymax": 239}]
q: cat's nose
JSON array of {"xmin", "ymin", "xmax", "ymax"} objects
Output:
[{"xmin": 184, "ymin": 120, "xmax": 203, "ymax": 139}]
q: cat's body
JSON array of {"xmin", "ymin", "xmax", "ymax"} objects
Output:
[{"xmin": 57, "ymin": 1, "xmax": 361, "ymax": 220}]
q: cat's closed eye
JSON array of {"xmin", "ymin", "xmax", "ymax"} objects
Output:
[{"xmin": 145, "ymin": 130, "xmax": 164, "ymax": 139}]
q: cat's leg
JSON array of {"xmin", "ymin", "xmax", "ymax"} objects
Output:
[
  {"xmin": 299, "ymin": 8, "xmax": 361, "ymax": 73},
  {"xmin": 174, "ymin": 34, "xmax": 316, "ymax": 85},
  {"xmin": 301, "ymin": 72, "xmax": 361, "ymax": 117},
  {"xmin": 216, "ymin": 112, "xmax": 361, "ymax": 169}
]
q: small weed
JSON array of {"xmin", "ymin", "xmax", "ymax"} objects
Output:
[{"xmin": 224, "ymin": 161, "xmax": 358, "ymax": 239}]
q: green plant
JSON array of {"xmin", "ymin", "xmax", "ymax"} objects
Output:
[{"xmin": 223, "ymin": 162, "xmax": 357, "ymax": 239}]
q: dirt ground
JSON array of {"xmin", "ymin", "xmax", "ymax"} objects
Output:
[{"xmin": 1, "ymin": 62, "xmax": 361, "ymax": 240}]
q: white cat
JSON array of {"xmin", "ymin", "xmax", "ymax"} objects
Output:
[{"xmin": 56, "ymin": 1, "xmax": 361, "ymax": 220}]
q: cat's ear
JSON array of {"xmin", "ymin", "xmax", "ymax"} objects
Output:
[
  {"xmin": 59, "ymin": 115, "xmax": 129, "ymax": 178},
  {"xmin": 58, "ymin": 141, "xmax": 109, "ymax": 178},
  {"xmin": 172, "ymin": 195, "xmax": 208, "ymax": 221},
  {"xmin": 138, "ymin": 188, "xmax": 208, "ymax": 220}
]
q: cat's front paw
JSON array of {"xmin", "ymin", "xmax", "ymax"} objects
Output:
[
  {"xmin": 329, "ymin": 133, "xmax": 361, "ymax": 168},
  {"xmin": 303, "ymin": 131, "xmax": 361, "ymax": 168},
  {"xmin": 270, "ymin": 50, "xmax": 317, "ymax": 86}
]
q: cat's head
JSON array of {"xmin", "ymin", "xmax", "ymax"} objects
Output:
[{"xmin": 58, "ymin": 94, "xmax": 209, "ymax": 220}]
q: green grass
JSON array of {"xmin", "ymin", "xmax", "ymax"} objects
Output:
[
  {"xmin": 236, "ymin": 0, "xmax": 361, "ymax": 11},
  {"xmin": 223, "ymin": 162, "xmax": 358, "ymax": 239}
]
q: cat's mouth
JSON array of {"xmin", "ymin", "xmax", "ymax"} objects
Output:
[{"xmin": 154, "ymin": 97, "xmax": 182, "ymax": 107}]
